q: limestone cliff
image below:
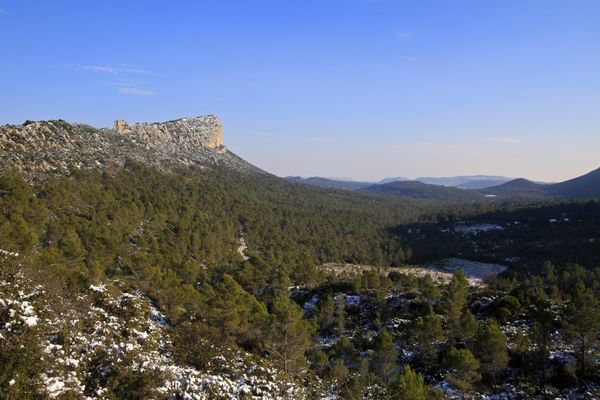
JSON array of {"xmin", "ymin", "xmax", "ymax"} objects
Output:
[
  {"xmin": 0, "ymin": 115, "xmax": 259, "ymax": 177},
  {"xmin": 113, "ymin": 115, "xmax": 224, "ymax": 151}
]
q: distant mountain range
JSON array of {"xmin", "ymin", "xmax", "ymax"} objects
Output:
[
  {"xmin": 360, "ymin": 180, "xmax": 482, "ymax": 201},
  {"xmin": 286, "ymin": 168, "xmax": 600, "ymax": 201},
  {"xmin": 414, "ymin": 175, "xmax": 513, "ymax": 189},
  {"xmin": 377, "ymin": 177, "xmax": 411, "ymax": 185},
  {"xmin": 284, "ymin": 176, "xmax": 373, "ymax": 191},
  {"xmin": 285, "ymin": 175, "xmax": 511, "ymax": 190},
  {"xmin": 480, "ymin": 168, "xmax": 600, "ymax": 199},
  {"xmin": 481, "ymin": 178, "xmax": 548, "ymax": 197}
]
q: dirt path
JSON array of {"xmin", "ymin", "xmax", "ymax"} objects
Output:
[{"xmin": 237, "ymin": 231, "xmax": 249, "ymax": 260}]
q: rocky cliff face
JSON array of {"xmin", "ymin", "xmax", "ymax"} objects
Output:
[
  {"xmin": 113, "ymin": 114, "xmax": 224, "ymax": 151},
  {"xmin": 0, "ymin": 115, "xmax": 259, "ymax": 177}
]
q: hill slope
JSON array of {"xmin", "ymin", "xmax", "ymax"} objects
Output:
[
  {"xmin": 457, "ymin": 178, "xmax": 514, "ymax": 190},
  {"xmin": 360, "ymin": 180, "xmax": 483, "ymax": 201},
  {"xmin": 415, "ymin": 175, "xmax": 512, "ymax": 187},
  {"xmin": 287, "ymin": 167, "xmax": 600, "ymax": 201},
  {"xmin": 481, "ymin": 168, "xmax": 600, "ymax": 199},
  {"xmin": 0, "ymin": 116, "xmax": 261, "ymax": 178},
  {"xmin": 284, "ymin": 176, "xmax": 373, "ymax": 191},
  {"xmin": 378, "ymin": 177, "xmax": 410, "ymax": 184},
  {"xmin": 482, "ymin": 178, "xmax": 549, "ymax": 197},
  {"xmin": 548, "ymin": 167, "xmax": 600, "ymax": 198}
]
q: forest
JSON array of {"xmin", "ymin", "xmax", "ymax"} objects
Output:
[{"xmin": 1, "ymin": 163, "xmax": 600, "ymax": 399}]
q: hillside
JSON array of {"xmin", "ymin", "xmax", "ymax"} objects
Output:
[
  {"xmin": 415, "ymin": 175, "xmax": 512, "ymax": 188},
  {"xmin": 0, "ymin": 117, "xmax": 424, "ymax": 398},
  {"xmin": 378, "ymin": 177, "xmax": 410, "ymax": 184},
  {"xmin": 481, "ymin": 178, "xmax": 549, "ymax": 197},
  {"xmin": 0, "ymin": 259, "xmax": 305, "ymax": 398},
  {"xmin": 289, "ymin": 167, "xmax": 600, "ymax": 202},
  {"xmin": 2, "ymin": 117, "xmax": 600, "ymax": 399},
  {"xmin": 284, "ymin": 176, "xmax": 373, "ymax": 191},
  {"xmin": 360, "ymin": 180, "xmax": 483, "ymax": 201},
  {"xmin": 0, "ymin": 116, "xmax": 261, "ymax": 178},
  {"xmin": 0, "ymin": 116, "xmax": 431, "ymax": 269},
  {"xmin": 457, "ymin": 178, "xmax": 514, "ymax": 190},
  {"xmin": 481, "ymin": 168, "xmax": 600, "ymax": 199},
  {"xmin": 548, "ymin": 167, "xmax": 600, "ymax": 198}
]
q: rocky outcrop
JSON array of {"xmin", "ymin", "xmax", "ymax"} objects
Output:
[
  {"xmin": 0, "ymin": 115, "xmax": 260, "ymax": 178},
  {"xmin": 113, "ymin": 115, "xmax": 224, "ymax": 151}
]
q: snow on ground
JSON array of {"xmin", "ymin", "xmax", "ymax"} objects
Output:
[
  {"xmin": 238, "ymin": 232, "xmax": 250, "ymax": 261},
  {"xmin": 0, "ymin": 249, "xmax": 19, "ymax": 257},
  {"xmin": 454, "ymin": 224, "xmax": 505, "ymax": 235},
  {"xmin": 425, "ymin": 258, "xmax": 507, "ymax": 281},
  {"xmin": 344, "ymin": 294, "xmax": 360, "ymax": 306},
  {"xmin": 1, "ymin": 265, "xmax": 308, "ymax": 399},
  {"xmin": 436, "ymin": 380, "xmax": 600, "ymax": 400},
  {"xmin": 303, "ymin": 294, "xmax": 320, "ymax": 311}
]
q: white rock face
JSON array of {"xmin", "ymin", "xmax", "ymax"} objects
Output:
[
  {"xmin": 114, "ymin": 115, "xmax": 224, "ymax": 152},
  {"xmin": 0, "ymin": 115, "xmax": 261, "ymax": 177}
]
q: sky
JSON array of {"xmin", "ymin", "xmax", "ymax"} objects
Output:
[{"xmin": 1, "ymin": 0, "xmax": 599, "ymax": 182}]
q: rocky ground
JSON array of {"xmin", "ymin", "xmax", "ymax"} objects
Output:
[
  {"xmin": 0, "ymin": 116, "xmax": 262, "ymax": 179},
  {"xmin": 322, "ymin": 258, "xmax": 507, "ymax": 287},
  {"xmin": 0, "ymin": 251, "xmax": 308, "ymax": 399}
]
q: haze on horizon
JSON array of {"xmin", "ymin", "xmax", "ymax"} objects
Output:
[{"xmin": 1, "ymin": 0, "xmax": 599, "ymax": 182}]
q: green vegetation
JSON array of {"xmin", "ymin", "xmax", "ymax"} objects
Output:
[
  {"xmin": 2, "ymin": 164, "xmax": 600, "ymax": 398},
  {"xmin": 442, "ymin": 347, "xmax": 481, "ymax": 391}
]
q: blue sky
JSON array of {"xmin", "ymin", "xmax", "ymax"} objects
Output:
[{"xmin": 1, "ymin": 0, "xmax": 599, "ymax": 181}]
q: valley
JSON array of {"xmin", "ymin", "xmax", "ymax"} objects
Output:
[
  {"xmin": 2, "ymin": 2, "xmax": 599, "ymax": 399},
  {"xmin": 287, "ymin": 169, "xmax": 600, "ymax": 201},
  {"xmin": 1, "ymin": 117, "xmax": 599, "ymax": 399}
]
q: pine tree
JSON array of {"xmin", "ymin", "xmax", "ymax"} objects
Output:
[
  {"xmin": 333, "ymin": 336, "xmax": 358, "ymax": 366},
  {"xmin": 59, "ymin": 228, "xmax": 85, "ymax": 262},
  {"xmin": 308, "ymin": 350, "xmax": 329, "ymax": 377},
  {"xmin": 389, "ymin": 365, "xmax": 444, "ymax": 400},
  {"xmin": 474, "ymin": 319, "xmax": 508, "ymax": 385},
  {"xmin": 201, "ymin": 274, "xmax": 269, "ymax": 347},
  {"xmin": 442, "ymin": 347, "xmax": 481, "ymax": 391},
  {"xmin": 418, "ymin": 275, "xmax": 441, "ymax": 302},
  {"xmin": 317, "ymin": 293, "xmax": 335, "ymax": 334},
  {"xmin": 331, "ymin": 358, "xmax": 349, "ymax": 382},
  {"xmin": 412, "ymin": 309, "xmax": 446, "ymax": 363},
  {"xmin": 530, "ymin": 294, "xmax": 554, "ymax": 387},
  {"xmin": 370, "ymin": 328, "xmax": 398, "ymax": 382},
  {"xmin": 443, "ymin": 270, "xmax": 469, "ymax": 343},
  {"xmin": 334, "ymin": 296, "xmax": 346, "ymax": 335},
  {"xmin": 459, "ymin": 310, "xmax": 478, "ymax": 349},
  {"xmin": 266, "ymin": 295, "xmax": 314, "ymax": 376},
  {"xmin": 564, "ymin": 282, "xmax": 600, "ymax": 378}
]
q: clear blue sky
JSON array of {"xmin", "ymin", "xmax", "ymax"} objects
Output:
[{"xmin": 1, "ymin": 1, "xmax": 599, "ymax": 181}]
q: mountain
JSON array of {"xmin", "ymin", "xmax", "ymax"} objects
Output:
[
  {"xmin": 0, "ymin": 115, "xmax": 261, "ymax": 178},
  {"xmin": 284, "ymin": 176, "xmax": 373, "ymax": 191},
  {"xmin": 287, "ymin": 168, "xmax": 600, "ymax": 201},
  {"xmin": 287, "ymin": 175, "xmax": 513, "ymax": 192},
  {"xmin": 481, "ymin": 178, "xmax": 548, "ymax": 197},
  {"xmin": 547, "ymin": 167, "xmax": 600, "ymax": 198},
  {"xmin": 0, "ymin": 115, "xmax": 425, "ymax": 271},
  {"xmin": 378, "ymin": 177, "xmax": 411, "ymax": 184},
  {"xmin": 360, "ymin": 180, "xmax": 483, "ymax": 201},
  {"xmin": 456, "ymin": 178, "xmax": 515, "ymax": 190},
  {"xmin": 415, "ymin": 175, "xmax": 512, "ymax": 188},
  {"xmin": 480, "ymin": 169, "xmax": 600, "ymax": 199},
  {"xmin": 2, "ymin": 115, "xmax": 600, "ymax": 399}
]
